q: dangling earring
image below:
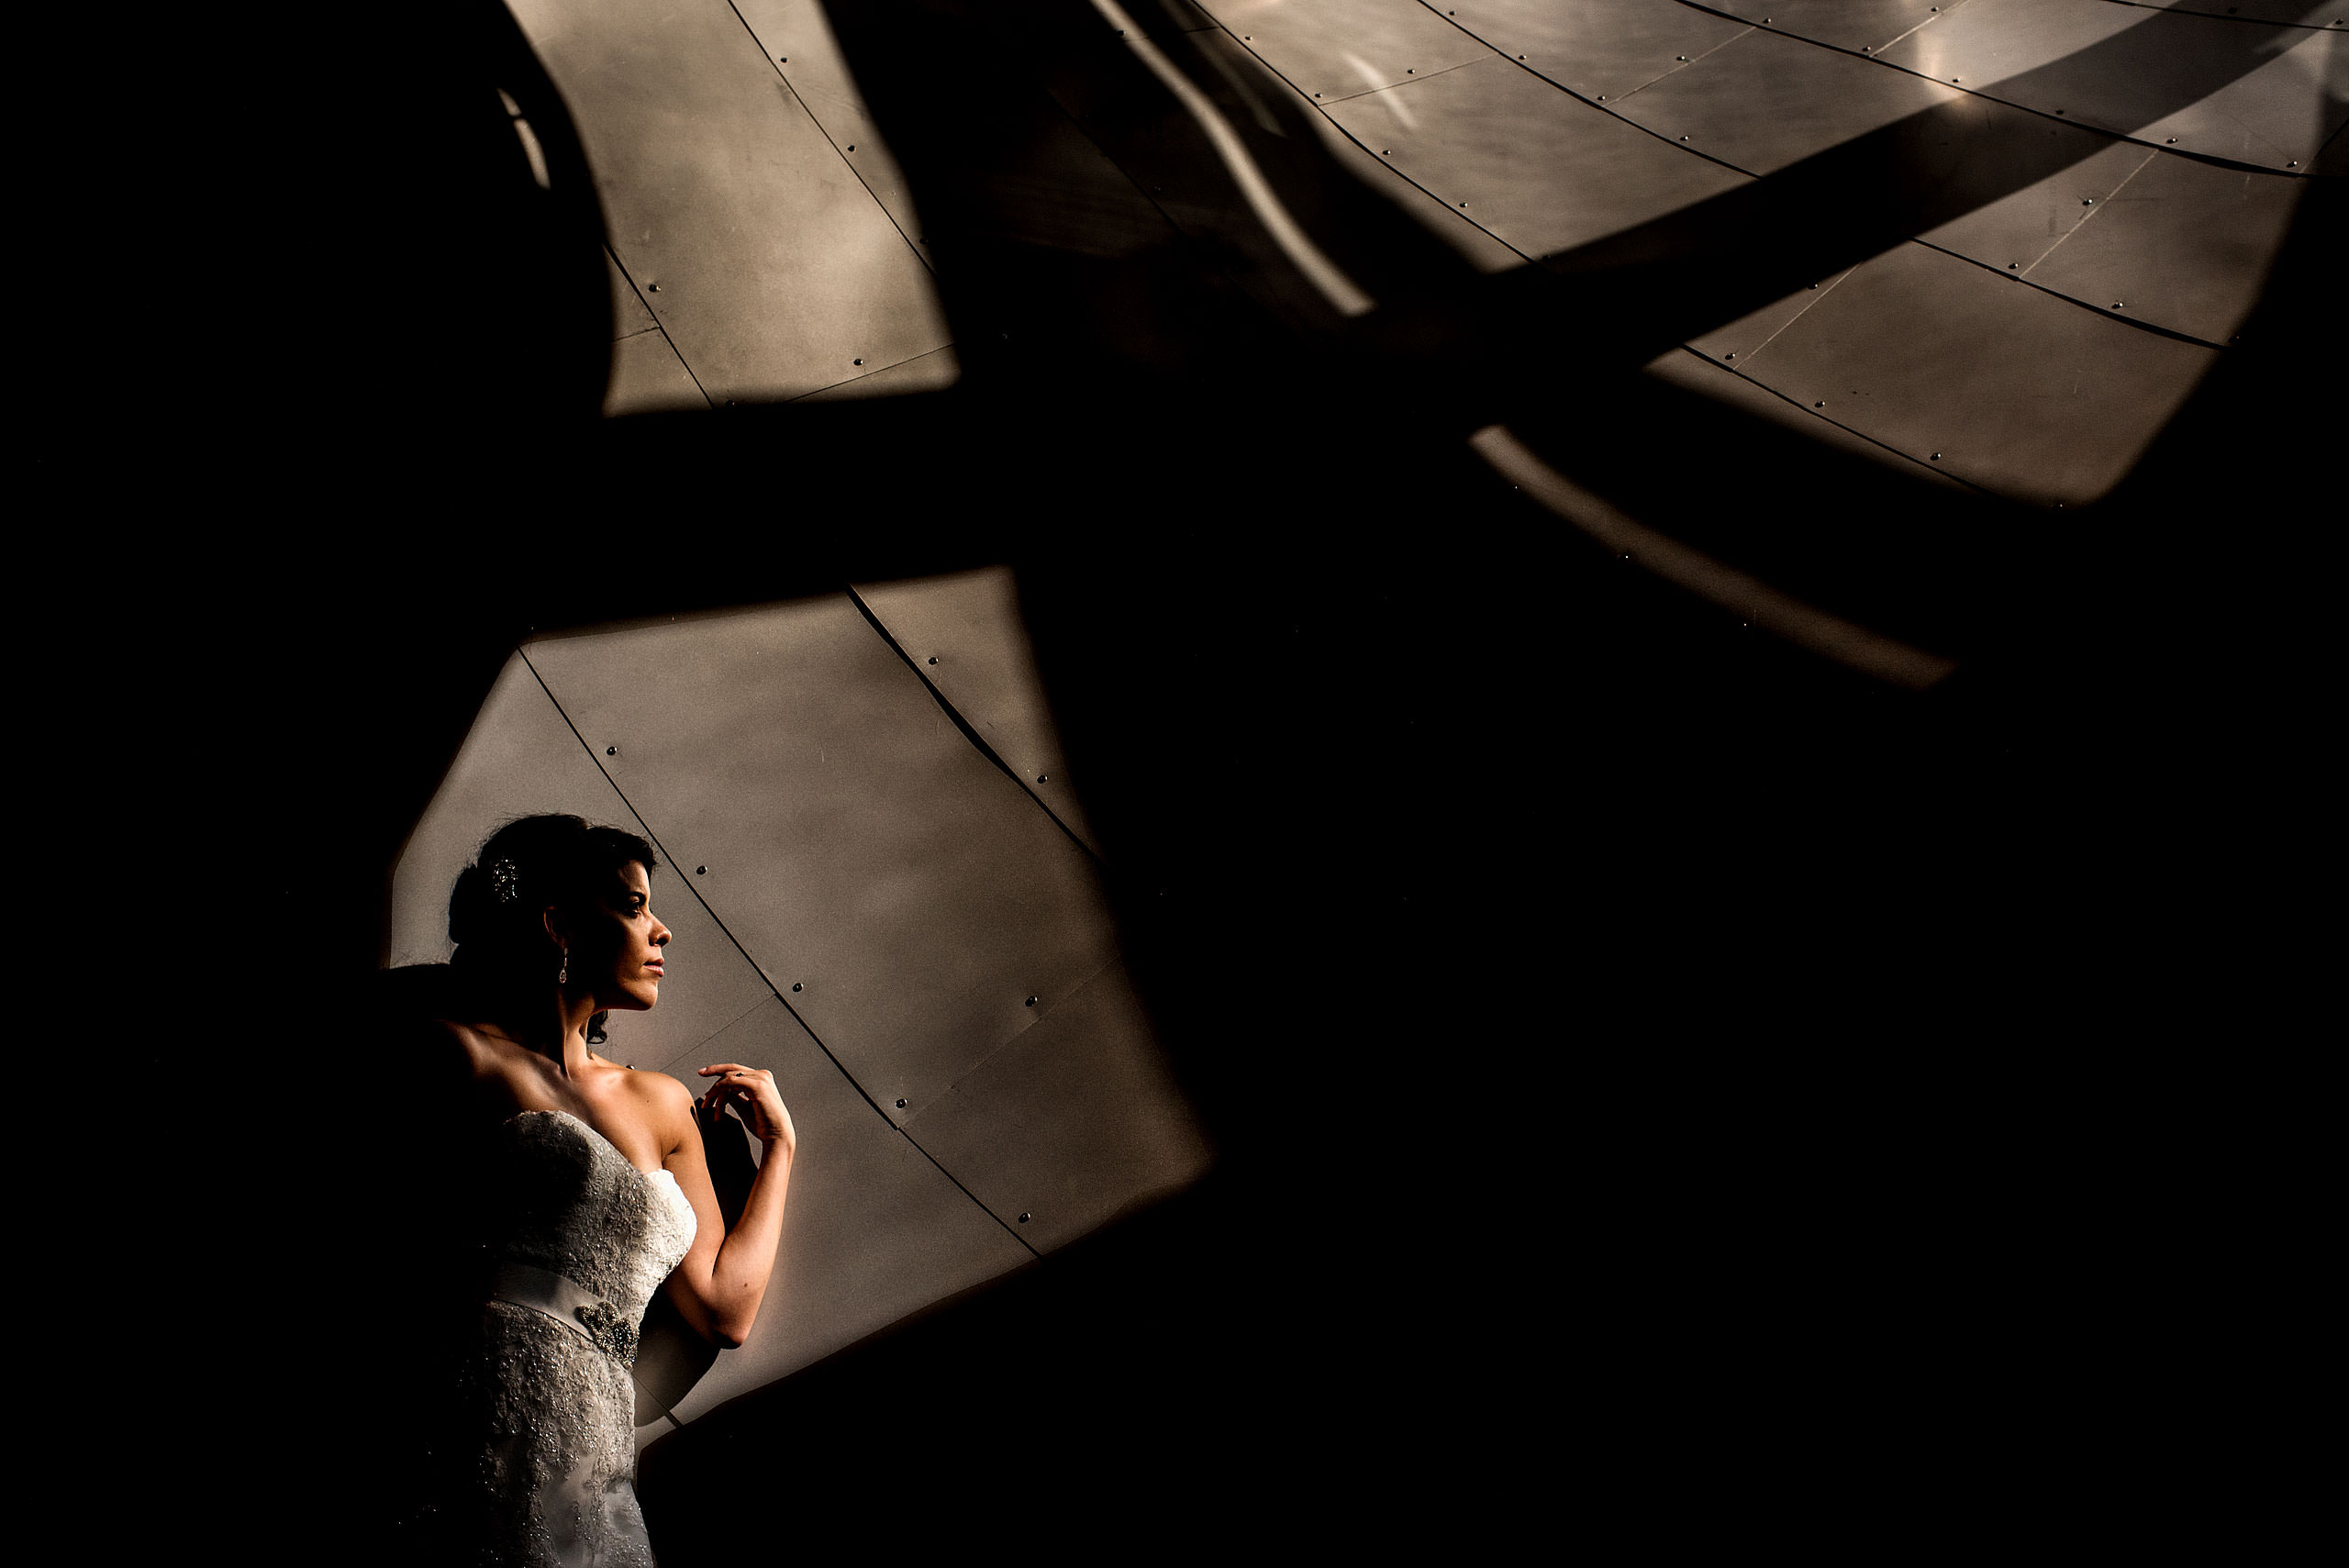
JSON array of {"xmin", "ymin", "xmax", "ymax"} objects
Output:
[{"xmin": 558, "ymin": 949, "xmax": 569, "ymax": 985}]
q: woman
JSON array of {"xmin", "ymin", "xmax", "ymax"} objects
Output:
[{"xmin": 402, "ymin": 812, "xmax": 796, "ymax": 1565}]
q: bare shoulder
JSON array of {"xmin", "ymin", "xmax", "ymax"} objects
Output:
[{"xmin": 620, "ymin": 1065, "xmax": 700, "ymax": 1156}]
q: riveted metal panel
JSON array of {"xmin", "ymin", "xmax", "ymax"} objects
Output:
[
  {"xmin": 1609, "ymin": 27, "xmax": 1965, "ymax": 174},
  {"xmin": 852, "ymin": 568, "xmax": 1100, "ymax": 856},
  {"xmin": 1734, "ymin": 239, "xmax": 2218, "ymax": 506},
  {"xmin": 2023, "ymin": 150, "xmax": 2307, "ymax": 344},
  {"xmin": 524, "ymin": 595, "xmax": 1120, "ymax": 1126},
  {"xmin": 1285, "ymin": 72, "xmax": 1527, "ymax": 273},
  {"xmin": 727, "ymin": 0, "xmax": 935, "ymax": 272},
  {"xmin": 791, "ymin": 345, "xmax": 963, "ymax": 404},
  {"xmin": 1441, "ymin": 0, "xmax": 1752, "ymax": 103},
  {"xmin": 1702, "ymin": 0, "xmax": 1971, "ymax": 56},
  {"xmin": 901, "ymin": 962, "xmax": 1213, "ymax": 1256},
  {"xmin": 386, "ymin": 653, "xmax": 774, "ymax": 1069},
  {"xmin": 1322, "ymin": 56, "xmax": 1749, "ymax": 265},
  {"xmin": 649, "ymin": 998, "xmax": 1037, "ymax": 1427},
  {"xmin": 1876, "ymin": 0, "xmax": 2344, "ymax": 171},
  {"xmin": 604, "ymin": 328, "xmax": 709, "ymax": 417},
  {"xmin": 505, "ymin": 0, "xmax": 950, "ymax": 404},
  {"xmin": 1642, "ymin": 345, "xmax": 1975, "ymax": 495},
  {"xmin": 1917, "ymin": 128, "xmax": 2153, "ymax": 276},
  {"xmin": 1197, "ymin": 0, "xmax": 1489, "ymax": 104},
  {"xmin": 1687, "ymin": 266, "xmax": 1861, "ymax": 362},
  {"xmin": 607, "ymin": 250, "xmax": 655, "ymax": 339}
]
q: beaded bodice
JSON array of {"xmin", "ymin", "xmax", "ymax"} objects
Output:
[{"xmin": 485, "ymin": 1110, "xmax": 698, "ymax": 1361}]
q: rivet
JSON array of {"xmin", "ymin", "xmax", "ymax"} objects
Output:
[
  {"xmin": 927, "ymin": 655, "xmax": 939, "ymax": 664},
  {"xmin": 2055, "ymin": 108, "xmax": 2065, "ymax": 115},
  {"xmin": 648, "ymin": 284, "xmax": 661, "ymax": 293},
  {"xmin": 1953, "ymin": 77, "xmax": 1961, "ymax": 83},
  {"xmin": 2166, "ymin": 138, "xmax": 2178, "ymax": 144},
  {"xmin": 1382, "ymin": 150, "xmax": 1391, "ymax": 154},
  {"xmin": 1619, "ymin": 552, "xmax": 1631, "ymax": 562},
  {"xmin": 2083, "ymin": 197, "xmax": 2094, "ymax": 205},
  {"xmin": 896, "ymin": 1098, "xmax": 907, "ymax": 1108},
  {"xmin": 1724, "ymin": 351, "xmax": 1735, "ymax": 359},
  {"xmin": 1019, "ymin": 1212, "xmax": 1031, "ymax": 1223},
  {"xmin": 1024, "ymin": 995, "xmax": 1039, "ymax": 1006},
  {"xmin": 606, "ymin": 746, "xmax": 618, "ymax": 756},
  {"xmin": 791, "ymin": 983, "xmax": 803, "ymax": 992},
  {"xmin": 1036, "ymin": 774, "xmax": 1049, "ymax": 784},
  {"xmin": 1930, "ymin": 452, "xmax": 1942, "ymax": 460},
  {"xmin": 1815, "ymin": 401, "xmax": 1825, "ymax": 407},
  {"xmin": 778, "ymin": 56, "xmax": 786, "ymax": 61},
  {"xmin": 1407, "ymin": 68, "xmax": 1415, "ymax": 73},
  {"xmin": 847, "ymin": 144, "xmax": 855, "ymax": 150},
  {"xmin": 2112, "ymin": 302, "xmax": 2124, "ymax": 309},
  {"xmin": 696, "ymin": 865, "xmax": 707, "ymax": 875},
  {"xmin": 1597, "ymin": 95, "xmax": 1606, "ymax": 102},
  {"xmin": 2288, "ymin": 161, "xmax": 2299, "ymax": 167},
  {"xmin": 853, "ymin": 358, "xmax": 863, "ymax": 365},
  {"xmin": 1676, "ymin": 55, "xmax": 1688, "ymax": 61},
  {"xmin": 2008, "ymin": 261, "xmax": 2019, "ymax": 269},
  {"xmin": 1314, "ymin": 92, "xmax": 1321, "ymax": 96},
  {"xmin": 1679, "ymin": 134, "xmax": 1688, "ymax": 140}
]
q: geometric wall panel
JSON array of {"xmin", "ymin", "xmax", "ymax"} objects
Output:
[
  {"xmin": 1198, "ymin": 0, "xmax": 1491, "ymax": 104},
  {"xmin": 852, "ymin": 566, "xmax": 1101, "ymax": 855},
  {"xmin": 525, "ymin": 595, "xmax": 1121, "ymax": 1129},
  {"xmin": 1442, "ymin": 0, "xmax": 1755, "ymax": 105},
  {"xmin": 649, "ymin": 997, "xmax": 1037, "ymax": 1429},
  {"xmin": 1732, "ymin": 240, "xmax": 2219, "ymax": 506},
  {"xmin": 898, "ymin": 959, "xmax": 1214, "ymax": 1256}
]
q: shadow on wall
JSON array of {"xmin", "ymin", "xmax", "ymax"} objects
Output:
[{"xmin": 202, "ymin": 3, "xmax": 2337, "ymax": 1562}]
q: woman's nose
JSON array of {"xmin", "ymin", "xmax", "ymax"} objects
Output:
[{"xmin": 652, "ymin": 925, "xmax": 670, "ymax": 947}]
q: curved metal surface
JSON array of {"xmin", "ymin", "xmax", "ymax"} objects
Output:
[
  {"xmin": 1698, "ymin": 0, "xmax": 1975, "ymax": 56},
  {"xmin": 1441, "ymin": 0, "xmax": 1753, "ymax": 103},
  {"xmin": 648, "ymin": 997, "xmax": 1038, "ymax": 1428},
  {"xmin": 1876, "ymin": 0, "xmax": 2345, "ymax": 171},
  {"xmin": 524, "ymin": 596, "xmax": 1120, "ymax": 1129},
  {"xmin": 506, "ymin": 0, "xmax": 951, "ymax": 403},
  {"xmin": 852, "ymin": 567, "xmax": 1101, "ymax": 855},
  {"xmin": 1607, "ymin": 26, "xmax": 1966, "ymax": 174},
  {"xmin": 1196, "ymin": 0, "xmax": 1489, "ymax": 103},
  {"xmin": 1733, "ymin": 239, "xmax": 2219, "ymax": 505},
  {"xmin": 1322, "ymin": 55, "xmax": 1750, "ymax": 263}
]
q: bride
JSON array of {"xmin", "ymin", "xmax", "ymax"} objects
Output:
[{"xmin": 393, "ymin": 812, "xmax": 796, "ymax": 1565}]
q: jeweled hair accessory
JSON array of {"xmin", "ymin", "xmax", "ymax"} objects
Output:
[{"xmin": 489, "ymin": 858, "xmax": 522, "ymax": 904}]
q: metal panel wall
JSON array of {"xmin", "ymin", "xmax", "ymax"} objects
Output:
[
  {"xmin": 1442, "ymin": 0, "xmax": 1753, "ymax": 103},
  {"xmin": 395, "ymin": 587, "xmax": 1215, "ymax": 1433},
  {"xmin": 507, "ymin": 0, "xmax": 952, "ymax": 403},
  {"xmin": 1197, "ymin": 0, "xmax": 1490, "ymax": 102}
]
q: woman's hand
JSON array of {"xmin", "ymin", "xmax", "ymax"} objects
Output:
[{"xmin": 697, "ymin": 1063, "xmax": 796, "ymax": 1159}]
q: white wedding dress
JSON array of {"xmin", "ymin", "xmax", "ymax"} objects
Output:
[{"xmin": 445, "ymin": 1109, "xmax": 698, "ymax": 1566}]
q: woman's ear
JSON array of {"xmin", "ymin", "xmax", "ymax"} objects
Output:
[{"xmin": 540, "ymin": 906, "xmax": 569, "ymax": 951}]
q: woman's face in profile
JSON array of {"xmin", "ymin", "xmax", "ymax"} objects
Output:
[{"xmin": 576, "ymin": 862, "xmax": 670, "ymax": 1013}]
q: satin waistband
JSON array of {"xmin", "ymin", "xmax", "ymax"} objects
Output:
[{"xmin": 486, "ymin": 1260, "xmax": 640, "ymax": 1365}]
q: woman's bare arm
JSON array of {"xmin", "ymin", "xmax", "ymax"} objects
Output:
[{"xmin": 646, "ymin": 1064, "xmax": 796, "ymax": 1349}]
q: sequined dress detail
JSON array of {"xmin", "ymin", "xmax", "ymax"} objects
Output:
[{"xmin": 454, "ymin": 1110, "xmax": 697, "ymax": 1566}]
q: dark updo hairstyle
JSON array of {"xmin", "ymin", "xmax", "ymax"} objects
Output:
[{"xmin": 448, "ymin": 814, "xmax": 660, "ymax": 1043}]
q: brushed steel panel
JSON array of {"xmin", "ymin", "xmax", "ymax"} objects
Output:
[
  {"xmin": 902, "ymin": 961, "xmax": 1212, "ymax": 1256},
  {"xmin": 1440, "ymin": 0, "xmax": 1752, "ymax": 103},
  {"xmin": 852, "ymin": 567, "xmax": 1100, "ymax": 855},
  {"xmin": 652, "ymin": 998, "xmax": 1037, "ymax": 1426},
  {"xmin": 1287, "ymin": 67, "xmax": 1526, "ymax": 273},
  {"xmin": 1642, "ymin": 345, "xmax": 1975, "ymax": 495},
  {"xmin": 1876, "ymin": 0, "xmax": 2344, "ymax": 171},
  {"xmin": 2023, "ymin": 150, "xmax": 2306, "ymax": 344},
  {"xmin": 386, "ymin": 653, "xmax": 774, "ymax": 1070},
  {"xmin": 1687, "ymin": 265, "xmax": 1860, "ymax": 362},
  {"xmin": 791, "ymin": 344, "xmax": 963, "ymax": 403},
  {"xmin": 506, "ymin": 0, "xmax": 950, "ymax": 404},
  {"xmin": 728, "ymin": 0, "xmax": 935, "ymax": 272},
  {"xmin": 1735, "ymin": 239, "xmax": 2218, "ymax": 505},
  {"xmin": 1198, "ymin": 0, "xmax": 1489, "ymax": 103},
  {"xmin": 1321, "ymin": 56, "xmax": 1750, "ymax": 265},
  {"xmin": 1703, "ymin": 0, "xmax": 1970, "ymax": 55},
  {"xmin": 607, "ymin": 249, "xmax": 655, "ymax": 339},
  {"xmin": 1918, "ymin": 131, "xmax": 2154, "ymax": 275},
  {"xmin": 603, "ymin": 327, "xmax": 709, "ymax": 417},
  {"xmin": 1609, "ymin": 27, "xmax": 1965, "ymax": 174},
  {"xmin": 525, "ymin": 595, "xmax": 1120, "ymax": 1124}
]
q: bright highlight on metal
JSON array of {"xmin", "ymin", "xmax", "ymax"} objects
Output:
[
  {"xmin": 1467, "ymin": 424, "xmax": 1959, "ymax": 692},
  {"xmin": 1088, "ymin": 0, "xmax": 1375, "ymax": 317}
]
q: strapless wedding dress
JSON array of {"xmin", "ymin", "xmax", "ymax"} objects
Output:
[{"xmin": 446, "ymin": 1109, "xmax": 698, "ymax": 1566}]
